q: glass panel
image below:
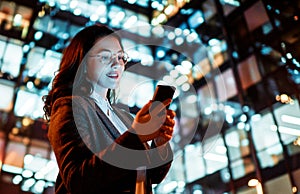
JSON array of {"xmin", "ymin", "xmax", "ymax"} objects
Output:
[
  {"xmin": 215, "ymin": 68, "xmax": 238, "ymax": 102},
  {"xmin": 37, "ymin": 50, "xmax": 61, "ymax": 79},
  {"xmin": 238, "ymin": 55, "xmax": 262, "ymax": 90},
  {"xmin": 26, "ymin": 47, "xmax": 45, "ymax": 76},
  {"xmin": 14, "ymin": 89, "xmax": 45, "ymax": 119},
  {"xmin": 244, "ymin": 1, "xmax": 269, "ymax": 32},
  {"xmin": 250, "ymin": 111, "xmax": 281, "ymax": 152},
  {"xmin": 184, "ymin": 143, "xmax": 206, "ymax": 183},
  {"xmin": 3, "ymin": 140, "xmax": 27, "ymax": 168},
  {"xmin": 0, "ymin": 79, "xmax": 14, "ymax": 112},
  {"xmin": 0, "ymin": 1, "xmax": 32, "ymax": 39},
  {"xmin": 197, "ymin": 81, "xmax": 216, "ymax": 114},
  {"xmin": 273, "ymin": 100, "xmax": 300, "ymax": 145},
  {"xmin": 193, "ymin": 57, "xmax": 211, "ymax": 80},
  {"xmin": 0, "ymin": 1, "xmax": 16, "ymax": 30},
  {"xmin": 202, "ymin": 0, "xmax": 217, "ymax": 21},
  {"xmin": 33, "ymin": 15, "xmax": 52, "ymax": 33},
  {"xmin": 203, "ymin": 134, "xmax": 228, "ymax": 175},
  {"xmin": 1, "ymin": 40, "xmax": 23, "ymax": 77},
  {"xmin": 0, "ymin": 37, "xmax": 7, "ymax": 60},
  {"xmin": 208, "ymin": 39, "xmax": 228, "ymax": 68},
  {"xmin": 188, "ymin": 10, "xmax": 204, "ymax": 29},
  {"xmin": 257, "ymin": 143, "xmax": 283, "ymax": 168},
  {"xmin": 220, "ymin": 0, "xmax": 240, "ymax": 16},
  {"xmin": 225, "ymin": 127, "xmax": 250, "ymax": 161},
  {"xmin": 231, "ymin": 156, "xmax": 255, "ymax": 179}
]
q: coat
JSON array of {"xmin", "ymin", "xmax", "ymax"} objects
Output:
[{"xmin": 48, "ymin": 96, "xmax": 173, "ymax": 194}]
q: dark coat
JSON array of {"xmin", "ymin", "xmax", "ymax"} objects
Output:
[{"xmin": 48, "ymin": 96, "xmax": 173, "ymax": 194}]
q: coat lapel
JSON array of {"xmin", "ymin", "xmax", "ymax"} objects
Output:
[{"xmin": 94, "ymin": 102, "xmax": 121, "ymax": 139}]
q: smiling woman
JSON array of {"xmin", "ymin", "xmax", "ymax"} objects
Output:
[{"xmin": 42, "ymin": 24, "xmax": 176, "ymax": 194}]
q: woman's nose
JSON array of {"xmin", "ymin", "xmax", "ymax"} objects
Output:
[{"xmin": 111, "ymin": 58, "xmax": 121, "ymax": 69}]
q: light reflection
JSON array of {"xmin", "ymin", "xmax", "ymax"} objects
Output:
[
  {"xmin": 276, "ymin": 94, "xmax": 294, "ymax": 104},
  {"xmin": 12, "ymin": 175, "xmax": 23, "ymax": 185},
  {"xmin": 162, "ymin": 181, "xmax": 177, "ymax": 193},
  {"xmin": 204, "ymin": 153, "xmax": 227, "ymax": 163},
  {"xmin": 281, "ymin": 115, "xmax": 300, "ymax": 126},
  {"xmin": 248, "ymin": 179, "xmax": 263, "ymax": 194}
]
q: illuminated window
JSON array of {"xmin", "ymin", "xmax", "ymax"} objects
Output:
[
  {"xmin": 244, "ymin": 1, "xmax": 269, "ymax": 32},
  {"xmin": 1, "ymin": 40, "xmax": 23, "ymax": 77},
  {"xmin": 238, "ymin": 55, "xmax": 262, "ymax": 90},
  {"xmin": 215, "ymin": 68, "xmax": 238, "ymax": 102},
  {"xmin": 0, "ymin": 79, "xmax": 14, "ymax": 112}
]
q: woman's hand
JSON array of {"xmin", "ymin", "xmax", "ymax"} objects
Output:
[
  {"xmin": 131, "ymin": 99, "xmax": 175, "ymax": 144},
  {"xmin": 153, "ymin": 109, "xmax": 175, "ymax": 146}
]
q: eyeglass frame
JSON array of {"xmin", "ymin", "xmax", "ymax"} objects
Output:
[{"xmin": 88, "ymin": 49, "xmax": 129, "ymax": 66}]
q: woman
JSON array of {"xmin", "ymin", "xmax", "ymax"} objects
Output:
[{"xmin": 43, "ymin": 24, "xmax": 176, "ymax": 194}]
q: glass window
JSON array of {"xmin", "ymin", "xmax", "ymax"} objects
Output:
[
  {"xmin": 215, "ymin": 68, "xmax": 238, "ymax": 102},
  {"xmin": 256, "ymin": 143, "xmax": 283, "ymax": 168},
  {"xmin": 14, "ymin": 88, "xmax": 45, "ymax": 119},
  {"xmin": 250, "ymin": 111, "xmax": 284, "ymax": 168},
  {"xmin": 244, "ymin": 1, "xmax": 269, "ymax": 32},
  {"xmin": 184, "ymin": 143, "xmax": 206, "ymax": 183},
  {"xmin": 251, "ymin": 111, "xmax": 281, "ymax": 151},
  {"xmin": 3, "ymin": 139, "xmax": 27, "ymax": 169},
  {"xmin": 193, "ymin": 58, "xmax": 211, "ymax": 80},
  {"xmin": 238, "ymin": 55, "xmax": 262, "ymax": 90},
  {"xmin": 202, "ymin": 0, "xmax": 217, "ymax": 21},
  {"xmin": 0, "ymin": 1, "xmax": 32, "ymax": 39},
  {"xmin": 198, "ymin": 81, "xmax": 216, "ymax": 114},
  {"xmin": 1, "ymin": 40, "xmax": 23, "ymax": 77},
  {"xmin": 273, "ymin": 100, "xmax": 300, "ymax": 156},
  {"xmin": 220, "ymin": 0, "xmax": 240, "ymax": 16},
  {"xmin": 26, "ymin": 47, "xmax": 45, "ymax": 75},
  {"xmin": 207, "ymin": 39, "xmax": 228, "ymax": 68},
  {"xmin": 27, "ymin": 140, "xmax": 49, "ymax": 158},
  {"xmin": 188, "ymin": 10, "xmax": 204, "ymax": 29},
  {"xmin": 0, "ymin": 1, "xmax": 16, "ymax": 30},
  {"xmin": 230, "ymin": 156, "xmax": 255, "ymax": 180},
  {"xmin": 0, "ymin": 36, "xmax": 7, "ymax": 59},
  {"xmin": 203, "ymin": 134, "xmax": 228, "ymax": 175},
  {"xmin": 0, "ymin": 79, "xmax": 14, "ymax": 112},
  {"xmin": 225, "ymin": 127, "xmax": 250, "ymax": 161},
  {"xmin": 34, "ymin": 49, "xmax": 61, "ymax": 79}
]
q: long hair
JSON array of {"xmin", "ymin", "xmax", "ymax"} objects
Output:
[{"xmin": 43, "ymin": 24, "xmax": 122, "ymax": 121}]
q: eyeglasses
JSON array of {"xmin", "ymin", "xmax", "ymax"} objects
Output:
[{"xmin": 90, "ymin": 50, "xmax": 129, "ymax": 65}]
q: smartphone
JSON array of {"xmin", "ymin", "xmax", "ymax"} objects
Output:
[{"xmin": 152, "ymin": 85, "xmax": 176, "ymax": 109}]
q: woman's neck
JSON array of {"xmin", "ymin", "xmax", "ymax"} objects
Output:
[{"xmin": 92, "ymin": 86, "xmax": 108, "ymax": 100}]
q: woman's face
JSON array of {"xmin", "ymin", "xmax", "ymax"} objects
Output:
[{"xmin": 86, "ymin": 36, "xmax": 126, "ymax": 93}]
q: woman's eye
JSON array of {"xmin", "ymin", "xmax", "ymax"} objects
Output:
[{"xmin": 100, "ymin": 55, "xmax": 110, "ymax": 61}]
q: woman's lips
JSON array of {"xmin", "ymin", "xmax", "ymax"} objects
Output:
[{"xmin": 106, "ymin": 72, "xmax": 119, "ymax": 79}]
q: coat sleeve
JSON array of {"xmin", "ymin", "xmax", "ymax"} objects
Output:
[
  {"xmin": 113, "ymin": 107, "xmax": 174, "ymax": 184},
  {"xmin": 48, "ymin": 97, "xmax": 145, "ymax": 193}
]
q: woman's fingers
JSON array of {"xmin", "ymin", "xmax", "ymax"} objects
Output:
[
  {"xmin": 167, "ymin": 109, "xmax": 176, "ymax": 119},
  {"xmin": 136, "ymin": 100, "xmax": 152, "ymax": 116},
  {"xmin": 132, "ymin": 100, "xmax": 176, "ymax": 143}
]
